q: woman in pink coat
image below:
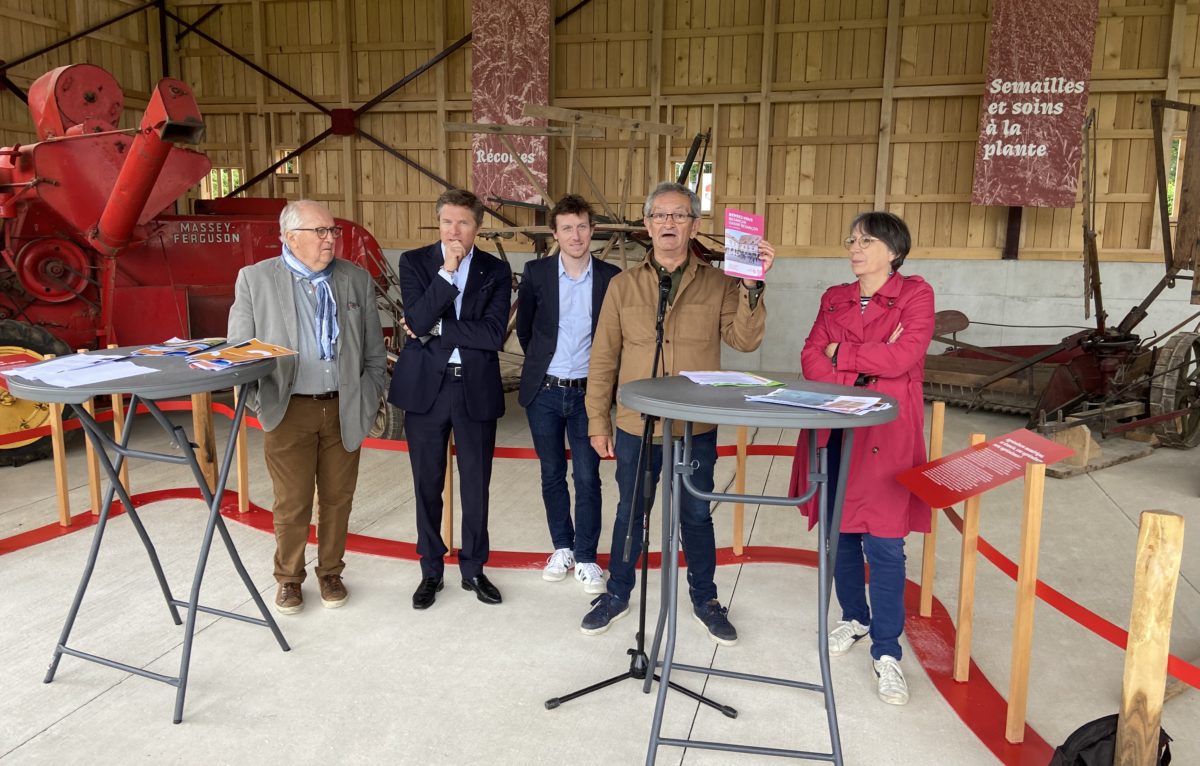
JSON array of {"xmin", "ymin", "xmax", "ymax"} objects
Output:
[{"xmin": 788, "ymin": 211, "xmax": 933, "ymax": 706}]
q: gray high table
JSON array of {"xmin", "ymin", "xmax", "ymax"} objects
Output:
[
  {"xmin": 6, "ymin": 349, "xmax": 290, "ymax": 723},
  {"xmin": 619, "ymin": 375, "xmax": 897, "ymax": 765}
]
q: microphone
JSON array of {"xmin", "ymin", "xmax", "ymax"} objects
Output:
[{"xmin": 659, "ymin": 273, "xmax": 672, "ymax": 293}]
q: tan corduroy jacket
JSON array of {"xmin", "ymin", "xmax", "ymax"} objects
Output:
[{"xmin": 586, "ymin": 254, "xmax": 766, "ymax": 438}]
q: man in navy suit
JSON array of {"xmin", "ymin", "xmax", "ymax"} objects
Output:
[
  {"xmin": 515, "ymin": 195, "xmax": 621, "ymax": 593},
  {"xmin": 389, "ymin": 189, "xmax": 512, "ymax": 609}
]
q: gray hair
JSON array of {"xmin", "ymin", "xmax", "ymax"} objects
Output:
[
  {"xmin": 643, "ymin": 181, "xmax": 701, "ymax": 218},
  {"xmin": 278, "ymin": 199, "xmax": 326, "ymax": 244}
]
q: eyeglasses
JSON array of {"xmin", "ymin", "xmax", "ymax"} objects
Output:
[
  {"xmin": 291, "ymin": 226, "xmax": 344, "ymax": 239},
  {"xmin": 647, "ymin": 212, "xmax": 697, "ymax": 224},
  {"xmin": 843, "ymin": 235, "xmax": 879, "ymax": 250}
]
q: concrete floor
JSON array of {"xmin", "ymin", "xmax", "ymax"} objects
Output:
[{"xmin": 0, "ymin": 393, "xmax": 1196, "ymax": 765}]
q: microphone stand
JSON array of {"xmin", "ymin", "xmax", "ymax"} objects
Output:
[{"xmin": 546, "ymin": 271, "xmax": 735, "ymax": 719}]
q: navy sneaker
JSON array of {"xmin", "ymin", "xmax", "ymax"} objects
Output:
[
  {"xmin": 693, "ymin": 599, "xmax": 738, "ymax": 646},
  {"xmin": 580, "ymin": 593, "xmax": 629, "ymax": 635}
]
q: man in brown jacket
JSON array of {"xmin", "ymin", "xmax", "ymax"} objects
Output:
[{"xmin": 582, "ymin": 181, "xmax": 776, "ymax": 645}]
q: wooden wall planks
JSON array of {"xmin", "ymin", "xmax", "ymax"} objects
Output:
[{"xmin": 0, "ymin": 0, "xmax": 1193, "ymax": 257}]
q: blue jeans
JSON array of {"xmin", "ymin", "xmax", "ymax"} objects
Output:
[
  {"xmin": 607, "ymin": 428, "xmax": 718, "ymax": 609},
  {"xmin": 525, "ymin": 384, "xmax": 602, "ymax": 562},
  {"xmin": 834, "ymin": 533, "xmax": 907, "ymax": 661}
]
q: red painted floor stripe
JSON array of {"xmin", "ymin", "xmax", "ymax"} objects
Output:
[
  {"xmin": 903, "ymin": 581, "xmax": 1053, "ymax": 764},
  {"xmin": 942, "ymin": 506, "xmax": 1200, "ymax": 690}
]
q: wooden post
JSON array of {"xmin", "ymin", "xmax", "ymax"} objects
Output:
[
  {"xmin": 233, "ymin": 387, "xmax": 250, "ymax": 513},
  {"xmin": 81, "ymin": 395, "xmax": 102, "ymax": 515},
  {"xmin": 191, "ymin": 392, "xmax": 217, "ymax": 492},
  {"xmin": 77, "ymin": 350, "xmax": 102, "ymax": 515},
  {"xmin": 565, "ymin": 123, "xmax": 577, "ymax": 194},
  {"xmin": 441, "ymin": 434, "xmax": 454, "ymax": 553},
  {"xmin": 1115, "ymin": 511, "xmax": 1185, "ymax": 766},
  {"xmin": 953, "ymin": 432, "xmax": 986, "ymax": 682},
  {"xmin": 919, "ymin": 401, "xmax": 946, "ymax": 617},
  {"xmin": 732, "ymin": 426, "xmax": 748, "ymax": 555},
  {"xmin": 106, "ymin": 345, "xmax": 130, "ymax": 494},
  {"xmin": 45, "ymin": 354, "xmax": 70, "ymax": 526},
  {"xmin": 1005, "ymin": 461, "xmax": 1046, "ymax": 743}
]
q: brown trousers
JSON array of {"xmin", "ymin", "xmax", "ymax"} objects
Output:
[{"xmin": 263, "ymin": 396, "xmax": 362, "ymax": 583}]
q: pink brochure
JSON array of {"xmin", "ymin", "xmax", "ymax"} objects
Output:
[{"xmin": 722, "ymin": 208, "xmax": 765, "ymax": 280}]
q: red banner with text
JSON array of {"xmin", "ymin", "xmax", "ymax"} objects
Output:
[
  {"xmin": 471, "ymin": 0, "xmax": 550, "ymax": 206},
  {"xmin": 971, "ymin": 0, "xmax": 1097, "ymax": 208}
]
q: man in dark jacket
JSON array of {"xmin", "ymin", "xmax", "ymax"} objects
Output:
[
  {"xmin": 388, "ymin": 189, "xmax": 512, "ymax": 610},
  {"xmin": 515, "ymin": 195, "xmax": 620, "ymax": 594}
]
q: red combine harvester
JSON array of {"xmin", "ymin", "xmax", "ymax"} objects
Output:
[{"xmin": 0, "ymin": 64, "xmax": 401, "ymax": 466}]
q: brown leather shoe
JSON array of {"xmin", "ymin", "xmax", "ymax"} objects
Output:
[
  {"xmin": 319, "ymin": 574, "xmax": 348, "ymax": 609},
  {"xmin": 275, "ymin": 582, "xmax": 303, "ymax": 615}
]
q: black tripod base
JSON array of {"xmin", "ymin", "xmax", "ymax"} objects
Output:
[{"xmin": 545, "ymin": 648, "xmax": 737, "ymax": 718}]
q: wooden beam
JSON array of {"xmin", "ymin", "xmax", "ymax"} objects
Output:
[
  {"xmin": 647, "ymin": 0, "xmax": 664, "ymax": 187},
  {"xmin": 732, "ymin": 426, "xmax": 748, "ymax": 555},
  {"xmin": 444, "ymin": 122, "xmax": 604, "ymax": 138},
  {"xmin": 1005, "ymin": 462, "xmax": 1046, "ymax": 743},
  {"xmin": 442, "ymin": 435, "xmax": 454, "ymax": 552},
  {"xmin": 253, "ymin": 0, "xmax": 271, "ymax": 195},
  {"xmin": 754, "ymin": 0, "xmax": 777, "ymax": 216},
  {"xmin": 565, "ymin": 123, "xmax": 577, "ymax": 194},
  {"xmin": 1151, "ymin": 0, "xmax": 1188, "ymax": 252},
  {"xmin": 234, "ymin": 386, "xmax": 249, "ymax": 514},
  {"xmin": 106, "ymin": 345, "xmax": 130, "ymax": 494},
  {"xmin": 874, "ymin": 0, "xmax": 900, "ymax": 210},
  {"xmin": 919, "ymin": 400, "xmax": 945, "ymax": 617},
  {"xmin": 191, "ymin": 392, "xmax": 217, "ymax": 492},
  {"xmin": 337, "ymin": 0, "xmax": 355, "ymax": 217},
  {"xmin": 525, "ymin": 103, "xmax": 683, "ymax": 136},
  {"xmin": 434, "ymin": 6, "xmax": 449, "ymax": 181},
  {"xmin": 953, "ymin": 432, "xmax": 987, "ymax": 682}
]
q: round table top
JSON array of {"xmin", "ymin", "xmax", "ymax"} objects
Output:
[
  {"xmin": 618, "ymin": 374, "xmax": 898, "ymax": 429},
  {"xmin": 4, "ymin": 346, "xmax": 275, "ymax": 404}
]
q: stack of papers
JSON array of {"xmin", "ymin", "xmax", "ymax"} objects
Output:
[
  {"xmin": 132, "ymin": 337, "xmax": 224, "ymax": 357},
  {"xmin": 680, "ymin": 371, "xmax": 782, "ymax": 387},
  {"xmin": 744, "ymin": 388, "xmax": 892, "ymax": 416},
  {"xmin": 3, "ymin": 354, "xmax": 160, "ymax": 387},
  {"xmin": 188, "ymin": 338, "xmax": 297, "ymax": 371}
]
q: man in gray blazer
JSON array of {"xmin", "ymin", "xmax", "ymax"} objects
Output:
[{"xmin": 228, "ymin": 199, "xmax": 387, "ymax": 615}]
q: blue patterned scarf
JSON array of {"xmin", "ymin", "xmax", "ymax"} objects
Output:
[{"xmin": 281, "ymin": 243, "xmax": 339, "ymax": 360}]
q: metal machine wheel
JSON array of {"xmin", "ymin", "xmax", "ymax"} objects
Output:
[
  {"xmin": 368, "ymin": 397, "xmax": 405, "ymax": 441},
  {"xmin": 0, "ymin": 319, "xmax": 71, "ymax": 466},
  {"xmin": 366, "ymin": 350, "xmax": 404, "ymax": 441},
  {"xmin": 1149, "ymin": 331, "xmax": 1200, "ymax": 448}
]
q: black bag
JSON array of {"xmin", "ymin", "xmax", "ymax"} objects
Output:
[{"xmin": 1049, "ymin": 713, "xmax": 1172, "ymax": 765}]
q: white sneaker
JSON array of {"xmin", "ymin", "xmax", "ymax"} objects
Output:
[
  {"xmin": 542, "ymin": 548, "xmax": 575, "ymax": 582},
  {"xmin": 828, "ymin": 619, "xmax": 870, "ymax": 656},
  {"xmin": 873, "ymin": 655, "xmax": 909, "ymax": 705},
  {"xmin": 574, "ymin": 563, "xmax": 606, "ymax": 594}
]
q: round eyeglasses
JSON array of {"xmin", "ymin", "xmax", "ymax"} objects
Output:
[{"xmin": 843, "ymin": 235, "xmax": 878, "ymax": 250}]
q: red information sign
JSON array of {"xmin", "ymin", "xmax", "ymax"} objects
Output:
[{"xmin": 896, "ymin": 429, "xmax": 1074, "ymax": 509}]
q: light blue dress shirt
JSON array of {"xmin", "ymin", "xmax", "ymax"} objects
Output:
[
  {"xmin": 437, "ymin": 243, "xmax": 474, "ymax": 364},
  {"xmin": 546, "ymin": 255, "xmax": 593, "ymax": 379}
]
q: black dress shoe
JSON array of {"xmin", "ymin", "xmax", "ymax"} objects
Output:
[
  {"xmin": 461, "ymin": 573, "xmax": 502, "ymax": 605},
  {"xmin": 412, "ymin": 577, "xmax": 443, "ymax": 610}
]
